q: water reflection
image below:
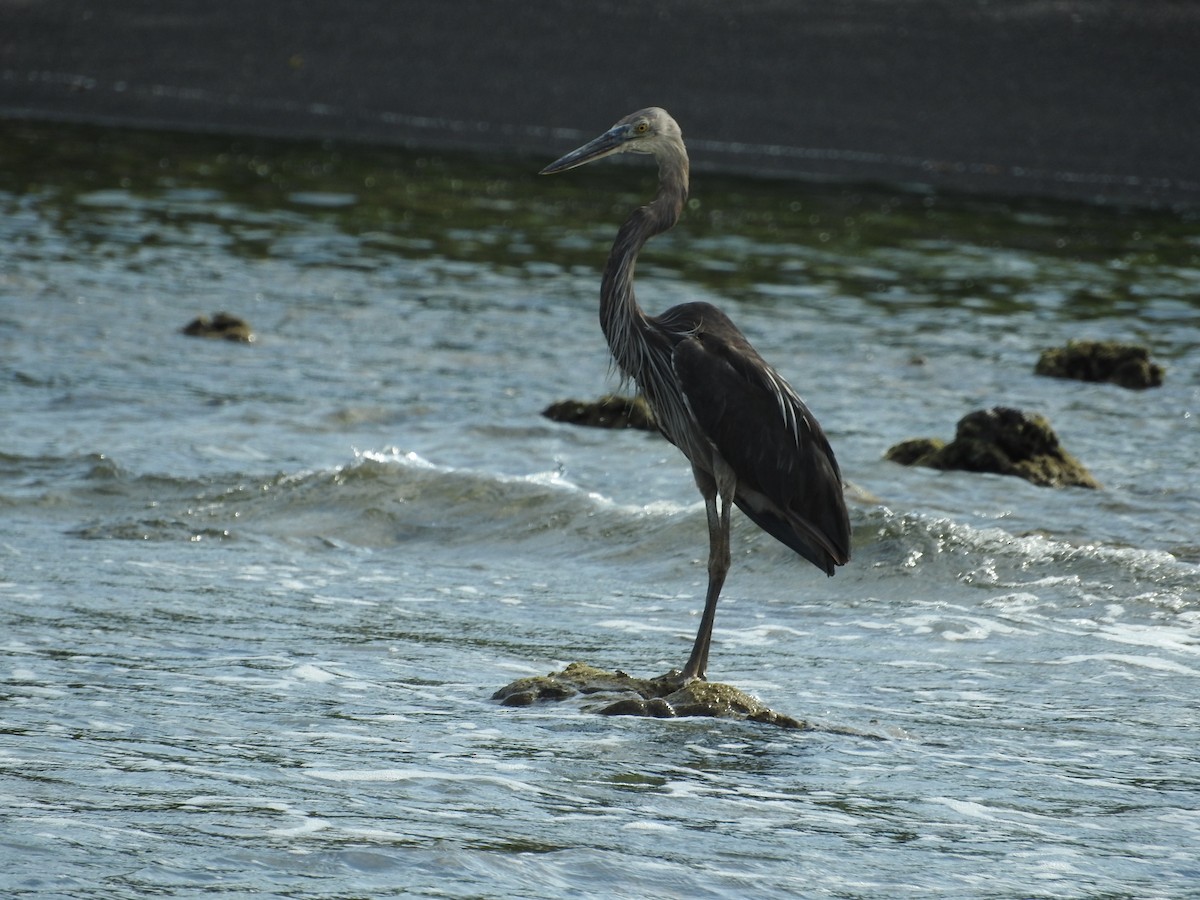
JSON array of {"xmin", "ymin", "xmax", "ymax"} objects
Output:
[{"xmin": 4, "ymin": 122, "xmax": 1198, "ymax": 327}]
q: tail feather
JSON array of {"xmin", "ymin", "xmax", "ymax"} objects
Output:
[{"xmin": 733, "ymin": 495, "xmax": 849, "ymax": 576}]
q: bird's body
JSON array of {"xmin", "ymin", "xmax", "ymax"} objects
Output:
[{"xmin": 542, "ymin": 108, "xmax": 850, "ymax": 681}]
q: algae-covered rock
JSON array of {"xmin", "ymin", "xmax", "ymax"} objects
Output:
[
  {"xmin": 885, "ymin": 406, "xmax": 1099, "ymax": 489},
  {"xmin": 182, "ymin": 312, "xmax": 255, "ymax": 343},
  {"xmin": 883, "ymin": 437, "xmax": 945, "ymax": 467},
  {"xmin": 1035, "ymin": 340, "xmax": 1163, "ymax": 389},
  {"xmin": 542, "ymin": 395, "xmax": 656, "ymax": 431},
  {"xmin": 492, "ymin": 662, "xmax": 645, "ymax": 706},
  {"xmin": 493, "ymin": 662, "xmax": 806, "ymax": 729},
  {"xmin": 598, "ymin": 679, "xmax": 807, "ymax": 729}
]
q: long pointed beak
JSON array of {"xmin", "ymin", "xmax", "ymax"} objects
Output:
[{"xmin": 540, "ymin": 126, "xmax": 628, "ymax": 175}]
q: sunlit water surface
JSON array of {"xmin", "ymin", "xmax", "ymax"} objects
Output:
[{"xmin": 2, "ymin": 123, "xmax": 1199, "ymax": 898}]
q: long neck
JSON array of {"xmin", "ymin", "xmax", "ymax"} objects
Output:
[{"xmin": 599, "ymin": 149, "xmax": 689, "ymax": 381}]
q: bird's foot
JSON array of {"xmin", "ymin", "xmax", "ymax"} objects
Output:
[{"xmin": 650, "ymin": 668, "xmax": 704, "ymax": 693}]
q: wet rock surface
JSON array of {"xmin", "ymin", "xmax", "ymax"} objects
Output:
[
  {"xmin": 1035, "ymin": 340, "xmax": 1164, "ymax": 389},
  {"xmin": 181, "ymin": 312, "xmax": 255, "ymax": 343},
  {"xmin": 542, "ymin": 395, "xmax": 656, "ymax": 431},
  {"xmin": 885, "ymin": 406, "xmax": 1099, "ymax": 489},
  {"xmin": 493, "ymin": 662, "xmax": 808, "ymax": 729}
]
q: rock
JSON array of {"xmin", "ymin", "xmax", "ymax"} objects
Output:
[
  {"xmin": 1035, "ymin": 339, "xmax": 1164, "ymax": 389},
  {"xmin": 181, "ymin": 312, "xmax": 255, "ymax": 343},
  {"xmin": 882, "ymin": 437, "xmax": 945, "ymax": 466},
  {"xmin": 541, "ymin": 395, "xmax": 656, "ymax": 430},
  {"xmin": 492, "ymin": 661, "xmax": 807, "ymax": 729},
  {"xmin": 885, "ymin": 406, "xmax": 1099, "ymax": 488},
  {"xmin": 599, "ymin": 679, "xmax": 809, "ymax": 729}
]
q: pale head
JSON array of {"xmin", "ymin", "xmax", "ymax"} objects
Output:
[{"xmin": 540, "ymin": 107, "xmax": 684, "ymax": 175}]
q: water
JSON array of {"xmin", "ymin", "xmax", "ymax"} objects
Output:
[{"xmin": 2, "ymin": 121, "xmax": 1199, "ymax": 898}]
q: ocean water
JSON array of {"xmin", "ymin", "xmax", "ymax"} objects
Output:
[{"xmin": 1, "ymin": 122, "xmax": 1198, "ymax": 898}]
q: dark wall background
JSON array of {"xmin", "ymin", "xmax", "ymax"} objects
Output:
[{"xmin": 2, "ymin": 0, "xmax": 1197, "ymax": 208}]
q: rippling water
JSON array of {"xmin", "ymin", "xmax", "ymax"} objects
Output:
[{"xmin": 2, "ymin": 122, "xmax": 1199, "ymax": 898}]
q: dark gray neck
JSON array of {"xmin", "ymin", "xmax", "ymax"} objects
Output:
[{"xmin": 599, "ymin": 151, "xmax": 690, "ymax": 380}]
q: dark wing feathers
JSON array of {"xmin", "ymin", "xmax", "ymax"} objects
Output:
[{"xmin": 669, "ymin": 321, "xmax": 851, "ymax": 574}]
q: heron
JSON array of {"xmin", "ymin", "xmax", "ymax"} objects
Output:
[{"xmin": 541, "ymin": 108, "xmax": 851, "ymax": 683}]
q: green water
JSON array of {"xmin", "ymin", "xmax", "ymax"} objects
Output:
[{"xmin": 6, "ymin": 120, "xmax": 1197, "ymax": 309}]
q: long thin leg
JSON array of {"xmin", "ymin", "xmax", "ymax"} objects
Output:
[{"xmin": 680, "ymin": 489, "xmax": 732, "ymax": 681}]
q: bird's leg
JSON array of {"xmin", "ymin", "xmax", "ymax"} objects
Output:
[{"xmin": 679, "ymin": 489, "xmax": 732, "ymax": 682}]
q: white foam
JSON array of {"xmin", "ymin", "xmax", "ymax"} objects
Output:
[
  {"xmin": 1097, "ymin": 621, "xmax": 1200, "ymax": 656},
  {"xmin": 621, "ymin": 820, "xmax": 677, "ymax": 832},
  {"xmin": 291, "ymin": 664, "xmax": 341, "ymax": 683},
  {"xmin": 267, "ymin": 817, "xmax": 330, "ymax": 838},
  {"xmin": 303, "ymin": 768, "xmax": 542, "ymax": 794},
  {"xmin": 1054, "ymin": 654, "xmax": 1200, "ymax": 677},
  {"xmin": 310, "ymin": 594, "xmax": 377, "ymax": 607},
  {"xmin": 596, "ymin": 618, "xmax": 682, "ymax": 636}
]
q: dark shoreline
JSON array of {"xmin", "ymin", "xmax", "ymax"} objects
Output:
[{"xmin": 3, "ymin": 1, "xmax": 1198, "ymax": 210}]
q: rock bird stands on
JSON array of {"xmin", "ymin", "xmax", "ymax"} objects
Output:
[{"xmin": 541, "ymin": 108, "xmax": 851, "ymax": 682}]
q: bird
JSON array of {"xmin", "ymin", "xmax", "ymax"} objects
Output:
[{"xmin": 541, "ymin": 108, "xmax": 851, "ymax": 683}]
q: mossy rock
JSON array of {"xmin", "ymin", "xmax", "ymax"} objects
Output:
[
  {"xmin": 493, "ymin": 662, "xmax": 806, "ymax": 729},
  {"xmin": 542, "ymin": 394, "xmax": 656, "ymax": 430},
  {"xmin": 1035, "ymin": 340, "xmax": 1163, "ymax": 389},
  {"xmin": 883, "ymin": 437, "xmax": 945, "ymax": 466},
  {"xmin": 181, "ymin": 312, "xmax": 255, "ymax": 343},
  {"xmin": 885, "ymin": 406, "xmax": 1099, "ymax": 489}
]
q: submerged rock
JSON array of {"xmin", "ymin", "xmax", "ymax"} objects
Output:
[
  {"xmin": 493, "ymin": 661, "xmax": 806, "ymax": 729},
  {"xmin": 542, "ymin": 395, "xmax": 656, "ymax": 431},
  {"xmin": 885, "ymin": 406, "xmax": 1099, "ymax": 488},
  {"xmin": 1035, "ymin": 339, "xmax": 1164, "ymax": 389},
  {"xmin": 181, "ymin": 312, "xmax": 255, "ymax": 343}
]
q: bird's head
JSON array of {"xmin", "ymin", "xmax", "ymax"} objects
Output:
[{"xmin": 540, "ymin": 107, "xmax": 682, "ymax": 175}]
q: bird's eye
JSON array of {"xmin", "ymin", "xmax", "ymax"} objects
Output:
[{"xmin": 634, "ymin": 121, "xmax": 649, "ymax": 134}]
